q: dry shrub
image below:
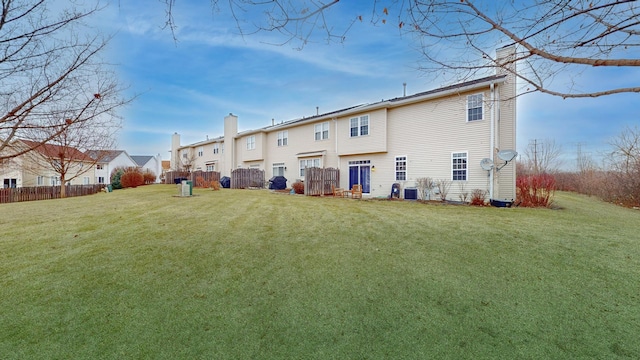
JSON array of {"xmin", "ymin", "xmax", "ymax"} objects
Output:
[
  {"xmin": 120, "ymin": 168, "xmax": 145, "ymax": 188},
  {"xmin": 195, "ymin": 176, "xmax": 207, "ymax": 188},
  {"xmin": 211, "ymin": 181, "xmax": 221, "ymax": 190},
  {"xmin": 143, "ymin": 170, "xmax": 156, "ymax": 184},
  {"xmin": 516, "ymin": 173, "xmax": 556, "ymax": 207},
  {"xmin": 470, "ymin": 189, "xmax": 488, "ymax": 206},
  {"xmin": 292, "ymin": 181, "xmax": 304, "ymax": 194}
]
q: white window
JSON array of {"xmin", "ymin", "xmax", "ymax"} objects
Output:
[
  {"xmin": 98, "ymin": 177, "xmax": 105, "ymax": 184},
  {"xmin": 37, "ymin": 176, "xmax": 44, "ymax": 186},
  {"xmin": 314, "ymin": 122, "xmax": 329, "ymax": 141},
  {"xmin": 452, "ymin": 152, "xmax": 468, "ymax": 181},
  {"xmin": 83, "ymin": 176, "xmax": 90, "ymax": 185},
  {"xmin": 206, "ymin": 164, "xmax": 215, "ymax": 171},
  {"xmin": 198, "ymin": 147, "xmax": 203, "ymax": 157},
  {"xmin": 50, "ymin": 176, "xmax": 60, "ymax": 185},
  {"xmin": 221, "ymin": 144, "xmax": 224, "ymax": 154},
  {"xmin": 273, "ymin": 162, "xmax": 285, "ymax": 176},
  {"xmin": 467, "ymin": 94, "xmax": 483, "ymax": 121},
  {"xmin": 299, "ymin": 158, "xmax": 321, "ymax": 177},
  {"xmin": 213, "ymin": 143, "xmax": 219, "ymax": 154},
  {"xmin": 277, "ymin": 131, "xmax": 288, "ymax": 147},
  {"xmin": 395, "ymin": 156, "xmax": 407, "ymax": 181},
  {"xmin": 247, "ymin": 136, "xmax": 255, "ymax": 150},
  {"xmin": 249, "ymin": 164, "xmax": 260, "ymax": 169},
  {"xmin": 350, "ymin": 115, "xmax": 369, "ymax": 137},
  {"xmin": 182, "ymin": 152, "xmax": 187, "ymax": 159},
  {"xmin": 96, "ymin": 164, "xmax": 104, "ymax": 170}
]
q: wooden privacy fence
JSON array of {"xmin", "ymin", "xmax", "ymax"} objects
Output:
[
  {"xmin": 304, "ymin": 167, "xmax": 340, "ymax": 196},
  {"xmin": 231, "ymin": 168, "xmax": 265, "ymax": 189},
  {"xmin": 164, "ymin": 170, "xmax": 220, "ymax": 186},
  {"xmin": 0, "ymin": 184, "xmax": 104, "ymax": 204}
]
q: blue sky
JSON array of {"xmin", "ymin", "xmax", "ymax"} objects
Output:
[{"xmin": 97, "ymin": 1, "xmax": 638, "ymax": 169}]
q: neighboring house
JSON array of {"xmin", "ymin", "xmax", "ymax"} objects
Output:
[
  {"xmin": 0, "ymin": 139, "xmax": 96, "ymax": 188},
  {"xmin": 131, "ymin": 154, "xmax": 163, "ymax": 183},
  {"xmin": 171, "ymin": 46, "xmax": 517, "ymax": 201},
  {"xmin": 87, "ymin": 150, "xmax": 138, "ymax": 185},
  {"xmin": 86, "ymin": 150, "xmax": 164, "ymax": 184}
]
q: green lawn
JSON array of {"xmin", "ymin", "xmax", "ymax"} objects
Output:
[{"xmin": 1, "ymin": 186, "xmax": 639, "ymax": 359}]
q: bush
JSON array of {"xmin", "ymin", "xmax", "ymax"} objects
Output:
[
  {"xmin": 120, "ymin": 168, "xmax": 145, "ymax": 188},
  {"xmin": 292, "ymin": 181, "xmax": 304, "ymax": 194},
  {"xmin": 143, "ymin": 170, "xmax": 156, "ymax": 184},
  {"xmin": 110, "ymin": 168, "xmax": 125, "ymax": 189},
  {"xmin": 516, "ymin": 173, "xmax": 556, "ymax": 207},
  {"xmin": 470, "ymin": 189, "xmax": 488, "ymax": 206}
]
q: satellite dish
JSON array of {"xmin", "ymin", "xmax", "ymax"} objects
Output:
[
  {"xmin": 497, "ymin": 149, "xmax": 518, "ymax": 162},
  {"xmin": 480, "ymin": 158, "xmax": 494, "ymax": 171}
]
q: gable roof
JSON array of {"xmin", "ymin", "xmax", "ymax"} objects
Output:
[
  {"xmin": 19, "ymin": 139, "xmax": 94, "ymax": 162},
  {"xmin": 86, "ymin": 149, "xmax": 126, "ymax": 162},
  {"xmin": 131, "ymin": 155, "xmax": 153, "ymax": 167}
]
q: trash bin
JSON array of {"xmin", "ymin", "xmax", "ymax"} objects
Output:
[
  {"xmin": 107, "ymin": 184, "xmax": 113, "ymax": 192},
  {"xmin": 186, "ymin": 180, "xmax": 193, "ymax": 196},
  {"xmin": 220, "ymin": 176, "xmax": 230, "ymax": 188}
]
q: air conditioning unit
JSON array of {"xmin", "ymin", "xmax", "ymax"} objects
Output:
[{"xmin": 404, "ymin": 188, "xmax": 418, "ymax": 200}]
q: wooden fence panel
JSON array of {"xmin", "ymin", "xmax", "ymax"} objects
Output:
[
  {"xmin": 164, "ymin": 171, "xmax": 220, "ymax": 186},
  {"xmin": 0, "ymin": 184, "xmax": 103, "ymax": 204},
  {"xmin": 304, "ymin": 167, "xmax": 340, "ymax": 196},
  {"xmin": 231, "ymin": 168, "xmax": 265, "ymax": 189}
]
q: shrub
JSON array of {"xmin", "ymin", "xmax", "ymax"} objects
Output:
[
  {"xmin": 435, "ymin": 179, "xmax": 451, "ymax": 201},
  {"xmin": 143, "ymin": 170, "xmax": 156, "ymax": 184},
  {"xmin": 195, "ymin": 176, "xmax": 207, "ymax": 188},
  {"xmin": 120, "ymin": 168, "xmax": 144, "ymax": 188},
  {"xmin": 470, "ymin": 189, "xmax": 488, "ymax": 206},
  {"xmin": 110, "ymin": 167, "xmax": 125, "ymax": 189},
  {"xmin": 292, "ymin": 181, "xmax": 304, "ymax": 194},
  {"xmin": 516, "ymin": 173, "xmax": 556, "ymax": 207}
]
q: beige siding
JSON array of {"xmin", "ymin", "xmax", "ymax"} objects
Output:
[
  {"xmin": 375, "ymin": 90, "xmax": 493, "ymax": 199},
  {"xmin": 238, "ymin": 132, "xmax": 265, "ymax": 163},
  {"xmin": 337, "ymin": 108, "xmax": 387, "ymax": 156}
]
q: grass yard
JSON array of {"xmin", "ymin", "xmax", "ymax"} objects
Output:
[{"xmin": 0, "ymin": 185, "xmax": 639, "ymax": 359}]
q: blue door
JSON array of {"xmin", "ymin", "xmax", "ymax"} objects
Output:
[{"xmin": 348, "ymin": 161, "xmax": 370, "ymax": 193}]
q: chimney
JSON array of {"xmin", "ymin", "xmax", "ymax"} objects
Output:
[{"xmin": 316, "ymin": 106, "xmax": 319, "ymax": 115}]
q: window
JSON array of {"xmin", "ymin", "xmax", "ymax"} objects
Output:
[
  {"xmin": 467, "ymin": 94, "xmax": 483, "ymax": 121},
  {"xmin": 83, "ymin": 176, "xmax": 90, "ymax": 185},
  {"xmin": 452, "ymin": 152, "xmax": 468, "ymax": 181},
  {"xmin": 37, "ymin": 176, "xmax": 44, "ymax": 186},
  {"xmin": 221, "ymin": 144, "xmax": 224, "ymax": 154},
  {"xmin": 247, "ymin": 135, "xmax": 255, "ymax": 150},
  {"xmin": 277, "ymin": 131, "xmax": 288, "ymax": 147},
  {"xmin": 98, "ymin": 177, "xmax": 105, "ymax": 184},
  {"xmin": 96, "ymin": 164, "xmax": 104, "ymax": 170},
  {"xmin": 350, "ymin": 115, "xmax": 369, "ymax": 137},
  {"xmin": 50, "ymin": 176, "xmax": 60, "ymax": 185},
  {"xmin": 198, "ymin": 147, "xmax": 203, "ymax": 157},
  {"xmin": 213, "ymin": 143, "xmax": 219, "ymax": 154},
  {"xmin": 273, "ymin": 162, "xmax": 285, "ymax": 176},
  {"xmin": 182, "ymin": 152, "xmax": 187, "ymax": 159},
  {"xmin": 299, "ymin": 158, "xmax": 321, "ymax": 177},
  {"xmin": 206, "ymin": 164, "xmax": 215, "ymax": 171},
  {"xmin": 395, "ymin": 156, "xmax": 407, "ymax": 181},
  {"xmin": 314, "ymin": 122, "xmax": 329, "ymax": 140}
]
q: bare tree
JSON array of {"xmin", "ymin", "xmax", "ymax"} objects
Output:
[
  {"xmin": 17, "ymin": 111, "xmax": 118, "ymax": 197},
  {"xmin": 0, "ymin": 0, "xmax": 128, "ymax": 161},
  {"xmin": 179, "ymin": 149, "xmax": 197, "ymax": 172},
  {"xmin": 522, "ymin": 139, "xmax": 563, "ymax": 174},
  {"xmin": 165, "ymin": 1, "xmax": 640, "ymax": 99},
  {"xmin": 606, "ymin": 125, "xmax": 640, "ymax": 206}
]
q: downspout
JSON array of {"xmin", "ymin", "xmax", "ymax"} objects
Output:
[{"xmin": 489, "ymin": 82, "xmax": 495, "ymax": 200}]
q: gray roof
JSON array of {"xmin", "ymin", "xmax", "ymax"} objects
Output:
[{"xmin": 131, "ymin": 155, "xmax": 153, "ymax": 167}]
